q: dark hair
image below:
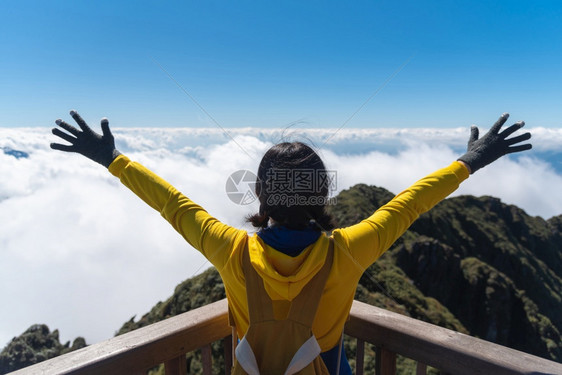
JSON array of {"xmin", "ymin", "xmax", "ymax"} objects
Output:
[{"xmin": 246, "ymin": 142, "xmax": 336, "ymax": 231}]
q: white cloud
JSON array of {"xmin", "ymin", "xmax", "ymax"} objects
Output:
[
  {"xmin": 458, "ymin": 156, "xmax": 562, "ymax": 218},
  {"xmin": 0, "ymin": 127, "xmax": 560, "ymax": 348}
]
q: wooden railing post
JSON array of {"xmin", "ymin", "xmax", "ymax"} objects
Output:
[
  {"xmin": 356, "ymin": 338, "xmax": 365, "ymax": 375},
  {"xmin": 223, "ymin": 335, "xmax": 233, "ymax": 375},
  {"xmin": 164, "ymin": 356, "xmax": 187, "ymax": 375},
  {"xmin": 416, "ymin": 362, "xmax": 427, "ymax": 375},
  {"xmin": 376, "ymin": 347, "xmax": 396, "ymax": 375},
  {"xmin": 202, "ymin": 345, "xmax": 213, "ymax": 375}
]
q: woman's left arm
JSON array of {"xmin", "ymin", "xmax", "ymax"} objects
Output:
[
  {"xmin": 109, "ymin": 155, "xmax": 245, "ymax": 269},
  {"xmin": 51, "ymin": 110, "xmax": 244, "ymax": 270}
]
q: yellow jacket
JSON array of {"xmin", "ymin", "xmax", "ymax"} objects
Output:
[{"xmin": 109, "ymin": 155, "xmax": 469, "ymax": 350}]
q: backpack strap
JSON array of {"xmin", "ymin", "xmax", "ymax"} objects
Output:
[
  {"xmin": 287, "ymin": 238, "xmax": 334, "ymax": 326},
  {"xmin": 242, "ymin": 242, "xmax": 275, "ymax": 323},
  {"xmin": 228, "ymin": 305, "xmax": 238, "ymax": 364}
]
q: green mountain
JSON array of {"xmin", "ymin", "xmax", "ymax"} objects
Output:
[
  {"xmin": 0, "ymin": 325, "xmax": 86, "ymax": 374},
  {"xmin": 2, "ymin": 183, "xmax": 561, "ymax": 373},
  {"xmin": 332, "ymin": 184, "xmax": 561, "ymax": 359}
]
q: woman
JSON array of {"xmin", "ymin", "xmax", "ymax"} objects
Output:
[{"xmin": 51, "ymin": 111, "xmax": 531, "ymax": 374}]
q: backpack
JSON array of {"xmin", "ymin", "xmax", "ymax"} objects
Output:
[{"xmin": 231, "ymin": 239, "xmax": 335, "ymax": 375}]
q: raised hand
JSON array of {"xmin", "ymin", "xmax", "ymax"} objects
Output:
[
  {"xmin": 50, "ymin": 110, "xmax": 121, "ymax": 168},
  {"xmin": 457, "ymin": 113, "xmax": 532, "ymax": 174}
]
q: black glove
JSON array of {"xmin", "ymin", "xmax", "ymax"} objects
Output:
[
  {"xmin": 458, "ymin": 113, "xmax": 532, "ymax": 174},
  {"xmin": 50, "ymin": 110, "xmax": 121, "ymax": 168}
]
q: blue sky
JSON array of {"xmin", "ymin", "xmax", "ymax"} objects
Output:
[{"xmin": 1, "ymin": 0, "xmax": 561, "ymax": 128}]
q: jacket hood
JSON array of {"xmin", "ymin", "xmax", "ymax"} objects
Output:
[{"xmin": 248, "ymin": 233, "xmax": 330, "ymax": 301}]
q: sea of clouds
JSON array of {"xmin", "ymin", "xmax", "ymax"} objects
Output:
[{"xmin": 0, "ymin": 126, "xmax": 561, "ymax": 348}]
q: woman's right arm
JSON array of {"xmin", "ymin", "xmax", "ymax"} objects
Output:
[
  {"xmin": 334, "ymin": 161, "xmax": 469, "ymax": 271},
  {"xmin": 334, "ymin": 113, "xmax": 531, "ymax": 272}
]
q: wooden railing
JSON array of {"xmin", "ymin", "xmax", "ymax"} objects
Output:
[{"xmin": 10, "ymin": 299, "xmax": 562, "ymax": 375}]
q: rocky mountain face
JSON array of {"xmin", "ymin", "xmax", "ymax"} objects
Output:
[
  {"xmin": 407, "ymin": 196, "xmax": 561, "ymax": 359},
  {"xmin": 334, "ymin": 185, "xmax": 562, "ymax": 362},
  {"xmin": 2, "ymin": 183, "xmax": 561, "ymax": 373}
]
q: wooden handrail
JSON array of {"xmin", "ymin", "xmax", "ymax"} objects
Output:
[
  {"xmin": 346, "ymin": 300, "xmax": 562, "ymax": 375},
  {"xmin": 10, "ymin": 299, "xmax": 562, "ymax": 375},
  {"xmin": 10, "ymin": 299, "xmax": 230, "ymax": 375}
]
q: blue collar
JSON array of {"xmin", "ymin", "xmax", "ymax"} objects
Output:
[{"xmin": 257, "ymin": 224, "xmax": 322, "ymax": 257}]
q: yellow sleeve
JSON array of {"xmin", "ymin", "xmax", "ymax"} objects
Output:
[
  {"xmin": 108, "ymin": 155, "xmax": 246, "ymax": 270},
  {"xmin": 334, "ymin": 161, "xmax": 469, "ymax": 270}
]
